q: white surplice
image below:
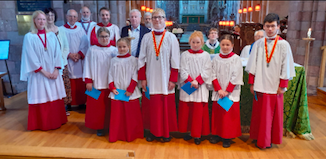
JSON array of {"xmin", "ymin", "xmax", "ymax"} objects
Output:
[
  {"xmin": 211, "ymin": 54, "xmax": 244, "ymax": 102},
  {"xmin": 240, "ymin": 45, "xmax": 251, "ymax": 58},
  {"xmin": 60, "ymin": 25, "xmax": 89, "ymax": 79},
  {"xmin": 20, "ymin": 32, "xmax": 66, "ymax": 104},
  {"xmin": 245, "ymin": 37, "xmax": 296, "ymax": 94},
  {"xmin": 138, "ymin": 31, "xmax": 180, "ymax": 95},
  {"xmin": 83, "ymin": 45, "xmax": 118, "ymax": 89},
  {"xmin": 76, "ymin": 20, "xmax": 97, "ymax": 35},
  {"xmin": 179, "ymin": 50, "xmax": 212, "ymax": 102},
  {"xmin": 108, "ymin": 55, "xmax": 141, "ymax": 100}
]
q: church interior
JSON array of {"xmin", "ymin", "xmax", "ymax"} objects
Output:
[{"xmin": 0, "ymin": 0, "xmax": 325, "ymax": 158}]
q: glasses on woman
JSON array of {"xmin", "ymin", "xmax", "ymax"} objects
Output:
[
  {"xmin": 99, "ymin": 36, "xmax": 109, "ymax": 39},
  {"xmin": 152, "ymin": 16, "xmax": 165, "ymax": 20}
]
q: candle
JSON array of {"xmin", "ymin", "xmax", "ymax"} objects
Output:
[
  {"xmin": 307, "ymin": 28, "xmax": 311, "ymax": 38},
  {"xmin": 128, "ymin": 29, "xmax": 132, "ymax": 37}
]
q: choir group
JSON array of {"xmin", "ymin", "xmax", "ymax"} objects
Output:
[{"xmin": 20, "ymin": 7, "xmax": 295, "ymax": 149}]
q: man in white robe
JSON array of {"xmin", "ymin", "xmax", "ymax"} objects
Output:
[
  {"xmin": 89, "ymin": 7, "xmax": 120, "ymax": 47},
  {"xmin": 245, "ymin": 13, "xmax": 295, "ymax": 149},
  {"xmin": 240, "ymin": 30, "xmax": 264, "ymax": 58},
  {"xmin": 76, "ymin": 6, "xmax": 97, "ymax": 36},
  {"xmin": 60, "ymin": 9, "xmax": 89, "ymax": 107},
  {"xmin": 138, "ymin": 8, "xmax": 180, "ymax": 142}
]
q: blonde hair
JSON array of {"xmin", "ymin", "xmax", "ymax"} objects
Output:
[
  {"xmin": 152, "ymin": 8, "xmax": 166, "ymax": 18},
  {"xmin": 30, "ymin": 10, "xmax": 48, "ymax": 34},
  {"xmin": 117, "ymin": 37, "xmax": 132, "ymax": 54},
  {"xmin": 96, "ymin": 27, "xmax": 110, "ymax": 37},
  {"xmin": 189, "ymin": 31, "xmax": 204, "ymax": 45}
]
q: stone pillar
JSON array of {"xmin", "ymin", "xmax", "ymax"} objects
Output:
[{"xmin": 287, "ymin": 1, "xmax": 326, "ymax": 94}]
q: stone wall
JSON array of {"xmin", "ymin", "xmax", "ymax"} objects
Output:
[{"xmin": 287, "ymin": 1, "xmax": 326, "ymax": 95}]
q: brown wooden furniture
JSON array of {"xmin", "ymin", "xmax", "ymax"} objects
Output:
[{"xmin": 0, "ymin": 72, "xmax": 7, "ymax": 111}]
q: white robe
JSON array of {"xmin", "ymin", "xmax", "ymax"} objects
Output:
[
  {"xmin": 56, "ymin": 27, "xmax": 69, "ymax": 75},
  {"xmin": 60, "ymin": 25, "xmax": 89, "ymax": 79},
  {"xmin": 109, "ymin": 55, "xmax": 141, "ymax": 100},
  {"xmin": 83, "ymin": 45, "xmax": 118, "ymax": 89},
  {"xmin": 89, "ymin": 24, "xmax": 120, "ymax": 46},
  {"xmin": 179, "ymin": 50, "xmax": 212, "ymax": 102},
  {"xmin": 20, "ymin": 32, "xmax": 66, "ymax": 104},
  {"xmin": 138, "ymin": 31, "xmax": 180, "ymax": 95},
  {"xmin": 76, "ymin": 21, "xmax": 97, "ymax": 36},
  {"xmin": 211, "ymin": 54, "xmax": 244, "ymax": 102},
  {"xmin": 240, "ymin": 45, "xmax": 251, "ymax": 58},
  {"xmin": 245, "ymin": 37, "xmax": 296, "ymax": 94}
]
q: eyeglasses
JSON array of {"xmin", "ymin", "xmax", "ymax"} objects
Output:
[
  {"xmin": 264, "ymin": 25, "xmax": 277, "ymax": 29},
  {"xmin": 152, "ymin": 16, "xmax": 165, "ymax": 20},
  {"xmin": 99, "ymin": 36, "xmax": 109, "ymax": 39}
]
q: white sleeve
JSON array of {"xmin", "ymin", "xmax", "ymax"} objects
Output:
[
  {"xmin": 245, "ymin": 41, "xmax": 258, "ymax": 75},
  {"xmin": 280, "ymin": 41, "xmax": 296, "ymax": 80},
  {"xmin": 114, "ymin": 25, "xmax": 121, "ymax": 43},
  {"xmin": 138, "ymin": 34, "xmax": 147, "ymax": 70},
  {"xmin": 60, "ymin": 29, "xmax": 70, "ymax": 61},
  {"xmin": 83, "ymin": 48, "xmax": 92, "ymax": 80},
  {"xmin": 170, "ymin": 34, "xmax": 180, "ymax": 69},
  {"xmin": 230, "ymin": 56, "xmax": 244, "ymax": 85},
  {"xmin": 79, "ymin": 34, "xmax": 89, "ymax": 55},
  {"xmin": 201, "ymin": 54, "xmax": 212, "ymax": 84},
  {"xmin": 108, "ymin": 59, "xmax": 115, "ymax": 84},
  {"xmin": 180, "ymin": 52, "xmax": 190, "ymax": 82}
]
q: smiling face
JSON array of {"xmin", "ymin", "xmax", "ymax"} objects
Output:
[
  {"xmin": 190, "ymin": 37, "xmax": 203, "ymax": 51},
  {"xmin": 81, "ymin": 7, "xmax": 91, "ymax": 20},
  {"xmin": 46, "ymin": 11, "xmax": 55, "ymax": 24},
  {"xmin": 100, "ymin": 10, "xmax": 110, "ymax": 25},
  {"xmin": 263, "ymin": 21, "xmax": 280, "ymax": 37},
  {"xmin": 151, "ymin": 12, "xmax": 165, "ymax": 30},
  {"xmin": 66, "ymin": 10, "xmax": 78, "ymax": 25},
  {"xmin": 208, "ymin": 30, "xmax": 218, "ymax": 41},
  {"xmin": 117, "ymin": 40, "xmax": 129, "ymax": 54},
  {"xmin": 130, "ymin": 11, "xmax": 141, "ymax": 28},
  {"xmin": 97, "ymin": 31, "xmax": 110, "ymax": 46},
  {"xmin": 34, "ymin": 13, "xmax": 47, "ymax": 30},
  {"xmin": 220, "ymin": 39, "xmax": 234, "ymax": 53}
]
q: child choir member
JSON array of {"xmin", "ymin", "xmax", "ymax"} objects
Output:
[
  {"xmin": 108, "ymin": 37, "xmax": 143, "ymax": 142},
  {"xmin": 210, "ymin": 34, "xmax": 244, "ymax": 148},
  {"xmin": 245, "ymin": 13, "xmax": 295, "ymax": 149},
  {"xmin": 138, "ymin": 8, "xmax": 180, "ymax": 142},
  {"xmin": 83, "ymin": 27, "xmax": 118, "ymax": 136},
  {"xmin": 20, "ymin": 10, "xmax": 67, "ymax": 130},
  {"xmin": 179, "ymin": 31, "xmax": 211, "ymax": 145}
]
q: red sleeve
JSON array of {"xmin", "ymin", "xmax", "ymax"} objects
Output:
[
  {"xmin": 249, "ymin": 73, "xmax": 255, "ymax": 84},
  {"xmin": 34, "ymin": 66, "xmax": 42, "ymax": 73},
  {"xmin": 279, "ymin": 79, "xmax": 289, "ymax": 88},
  {"xmin": 138, "ymin": 63, "xmax": 146, "ymax": 80},
  {"xmin": 212, "ymin": 79, "xmax": 222, "ymax": 91},
  {"xmin": 109, "ymin": 82, "xmax": 116, "ymax": 90},
  {"xmin": 67, "ymin": 53, "xmax": 71, "ymax": 59},
  {"xmin": 78, "ymin": 51, "xmax": 85, "ymax": 60},
  {"xmin": 226, "ymin": 82, "xmax": 236, "ymax": 92},
  {"xmin": 126, "ymin": 79, "xmax": 138, "ymax": 93},
  {"xmin": 169, "ymin": 68, "xmax": 178, "ymax": 83},
  {"xmin": 85, "ymin": 78, "xmax": 93, "ymax": 84},
  {"xmin": 184, "ymin": 75, "xmax": 193, "ymax": 83},
  {"xmin": 55, "ymin": 67, "xmax": 61, "ymax": 69},
  {"xmin": 196, "ymin": 75, "xmax": 205, "ymax": 85}
]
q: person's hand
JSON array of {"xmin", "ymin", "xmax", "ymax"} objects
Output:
[
  {"xmin": 50, "ymin": 69, "xmax": 59, "ymax": 79},
  {"xmin": 125, "ymin": 91, "xmax": 132, "ymax": 97},
  {"xmin": 277, "ymin": 87, "xmax": 286, "ymax": 94},
  {"xmin": 168, "ymin": 81, "xmax": 176, "ymax": 90},
  {"xmin": 76, "ymin": 53, "xmax": 82, "ymax": 60},
  {"xmin": 40, "ymin": 69, "xmax": 51, "ymax": 79},
  {"xmin": 86, "ymin": 83, "xmax": 93, "ymax": 92},
  {"xmin": 218, "ymin": 90, "xmax": 229, "ymax": 98},
  {"xmin": 141, "ymin": 80, "xmax": 147, "ymax": 92},
  {"xmin": 68, "ymin": 53, "xmax": 75, "ymax": 60},
  {"xmin": 112, "ymin": 89, "xmax": 119, "ymax": 95},
  {"xmin": 250, "ymin": 85, "xmax": 254, "ymax": 95},
  {"xmin": 190, "ymin": 80, "xmax": 199, "ymax": 89}
]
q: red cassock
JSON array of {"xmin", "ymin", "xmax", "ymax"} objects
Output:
[
  {"xmin": 109, "ymin": 99, "xmax": 144, "ymax": 142},
  {"xmin": 141, "ymin": 93, "xmax": 178, "ymax": 138},
  {"xmin": 178, "ymin": 101, "xmax": 210, "ymax": 138},
  {"xmin": 85, "ymin": 89, "xmax": 110, "ymax": 130},
  {"xmin": 90, "ymin": 23, "xmax": 116, "ymax": 47},
  {"xmin": 211, "ymin": 101, "xmax": 242, "ymax": 139},
  {"xmin": 28, "ymin": 99, "xmax": 67, "ymax": 131},
  {"xmin": 70, "ymin": 78, "xmax": 87, "ymax": 105},
  {"xmin": 249, "ymin": 93, "xmax": 263, "ymax": 140}
]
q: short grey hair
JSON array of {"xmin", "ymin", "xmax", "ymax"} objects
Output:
[
  {"xmin": 254, "ymin": 30, "xmax": 264, "ymax": 36},
  {"xmin": 144, "ymin": 12, "xmax": 152, "ymax": 18},
  {"xmin": 67, "ymin": 9, "xmax": 77, "ymax": 16},
  {"xmin": 129, "ymin": 9, "xmax": 141, "ymax": 18}
]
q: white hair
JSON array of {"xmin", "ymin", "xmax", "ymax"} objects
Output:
[
  {"xmin": 144, "ymin": 12, "xmax": 152, "ymax": 18},
  {"xmin": 67, "ymin": 9, "xmax": 77, "ymax": 16},
  {"xmin": 129, "ymin": 9, "xmax": 141, "ymax": 18},
  {"xmin": 80, "ymin": 6, "xmax": 91, "ymax": 13},
  {"xmin": 254, "ymin": 30, "xmax": 264, "ymax": 36}
]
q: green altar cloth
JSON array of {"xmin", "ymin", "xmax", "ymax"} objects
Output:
[{"xmin": 240, "ymin": 66, "xmax": 314, "ymax": 140}]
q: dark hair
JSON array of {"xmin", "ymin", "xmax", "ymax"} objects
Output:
[
  {"xmin": 43, "ymin": 8, "xmax": 57, "ymax": 22},
  {"xmin": 99, "ymin": 7, "xmax": 110, "ymax": 14},
  {"xmin": 263, "ymin": 13, "xmax": 280, "ymax": 25},
  {"xmin": 219, "ymin": 34, "xmax": 234, "ymax": 44}
]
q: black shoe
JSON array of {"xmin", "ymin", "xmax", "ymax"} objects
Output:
[
  {"xmin": 209, "ymin": 136, "xmax": 221, "ymax": 144},
  {"xmin": 146, "ymin": 133, "xmax": 155, "ymax": 142},
  {"xmin": 222, "ymin": 139, "xmax": 231, "ymax": 148},
  {"xmin": 66, "ymin": 105, "xmax": 72, "ymax": 111},
  {"xmin": 97, "ymin": 129, "xmax": 104, "ymax": 136},
  {"xmin": 183, "ymin": 134, "xmax": 192, "ymax": 141},
  {"xmin": 194, "ymin": 138, "xmax": 201, "ymax": 145},
  {"xmin": 255, "ymin": 142, "xmax": 272, "ymax": 149},
  {"xmin": 162, "ymin": 137, "xmax": 172, "ymax": 142},
  {"xmin": 79, "ymin": 104, "xmax": 86, "ymax": 109}
]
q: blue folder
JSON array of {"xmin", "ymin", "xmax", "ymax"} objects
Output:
[
  {"xmin": 181, "ymin": 82, "xmax": 198, "ymax": 95},
  {"xmin": 217, "ymin": 97, "xmax": 234, "ymax": 112},
  {"xmin": 254, "ymin": 91, "xmax": 258, "ymax": 101},
  {"xmin": 145, "ymin": 86, "xmax": 150, "ymax": 99},
  {"xmin": 114, "ymin": 89, "xmax": 130, "ymax": 102},
  {"xmin": 85, "ymin": 87, "xmax": 101, "ymax": 100}
]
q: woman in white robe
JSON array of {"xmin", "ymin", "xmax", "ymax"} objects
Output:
[{"xmin": 20, "ymin": 10, "xmax": 67, "ymax": 131}]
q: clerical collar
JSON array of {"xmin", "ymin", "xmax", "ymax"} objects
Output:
[
  {"xmin": 131, "ymin": 25, "xmax": 140, "ymax": 31},
  {"xmin": 117, "ymin": 52, "xmax": 131, "ymax": 58},
  {"xmin": 97, "ymin": 43, "xmax": 110, "ymax": 47},
  {"xmin": 67, "ymin": 22, "xmax": 76, "ymax": 28},
  {"xmin": 152, "ymin": 27, "xmax": 165, "ymax": 33},
  {"xmin": 265, "ymin": 34, "xmax": 278, "ymax": 40},
  {"xmin": 219, "ymin": 52, "xmax": 235, "ymax": 58},
  {"xmin": 188, "ymin": 49, "xmax": 204, "ymax": 54},
  {"xmin": 37, "ymin": 29, "xmax": 46, "ymax": 34},
  {"xmin": 81, "ymin": 19, "xmax": 91, "ymax": 23},
  {"xmin": 98, "ymin": 22, "xmax": 112, "ymax": 27},
  {"xmin": 219, "ymin": 49, "xmax": 233, "ymax": 56}
]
